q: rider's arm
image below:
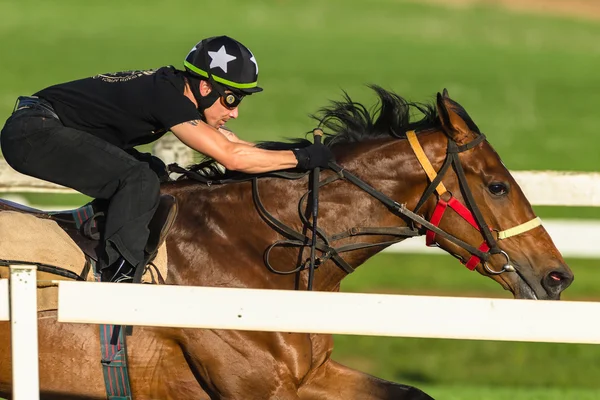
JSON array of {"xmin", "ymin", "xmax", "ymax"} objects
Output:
[
  {"xmin": 218, "ymin": 127, "xmax": 254, "ymax": 146},
  {"xmin": 170, "ymin": 119, "xmax": 298, "ymax": 173}
]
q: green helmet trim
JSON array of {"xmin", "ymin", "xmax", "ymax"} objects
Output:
[{"xmin": 184, "ymin": 60, "xmax": 258, "ymax": 89}]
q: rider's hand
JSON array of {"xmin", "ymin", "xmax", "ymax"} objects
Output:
[{"xmin": 292, "ymin": 143, "xmax": 334, "ymax": 170}]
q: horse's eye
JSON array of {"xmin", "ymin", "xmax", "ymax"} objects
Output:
[{"xmin": 488, "ymin": 182, "xmax": 508, "ymax": 196}]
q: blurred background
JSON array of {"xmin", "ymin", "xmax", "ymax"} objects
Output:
[{"xmin": 1, "ymin": 0, "xmax": 599, "ymax": 399}]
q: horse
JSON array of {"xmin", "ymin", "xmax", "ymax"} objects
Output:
[{"xmin": 0, "ymin": 87, "xmax": 573, "ymax": 399}]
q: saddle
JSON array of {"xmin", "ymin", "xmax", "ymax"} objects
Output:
[
  {"xmin": 0, "ymin": 194, "xmax": 177, "ymax": 262},
  {"xmin": 0, "ymin": 194, "xmax": 178, "ymax": 310}
]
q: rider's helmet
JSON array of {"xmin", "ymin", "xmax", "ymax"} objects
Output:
[{"xmin": 184, "ymin": 36, "xmax": 262, "ymax": 111}]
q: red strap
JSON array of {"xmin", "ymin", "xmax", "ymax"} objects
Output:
[
  {"xmin": 447, "ymin": 197, "xmax": 479, "ymax": 229},
  {"xmin": 426, "ymin": 197, "xmax": 480, "ymax": 246},
  {"xmin": 425, "ymin": 196, "xmax": 491, "ymax": 270},
  {"xmin": 464, "ymin": 242, "xmax": 490, "ymax": 270},
  {"xmin": 426, "ymin": 198, "xmax": 448, "ymax": 246}
]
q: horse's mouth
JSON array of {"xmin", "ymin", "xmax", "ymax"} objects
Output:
[
  {"xmin": 514, "ymin": 276, "xmax": 539, "ymax": 300},
  {"xmin": 501, "ymin": 262, "xmax": 541, "ymax": 300}
]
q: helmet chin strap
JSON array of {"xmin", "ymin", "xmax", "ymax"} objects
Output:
[
  {"xmin": 184, "ymin": 39, "xmax": 230, "ymax": 117},
  {"xmin": 186, "ymin": 74, "xmax": 220, "ymax": 110}
]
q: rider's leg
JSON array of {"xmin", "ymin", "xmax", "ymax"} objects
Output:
[{"xmin": 1, "ymin": 109, "xmax": 160, "ymax": 280}]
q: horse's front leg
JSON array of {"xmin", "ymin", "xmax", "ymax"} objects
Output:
[{"xmin": 298, "ymin": 359, "xmax": 433, "ymax": 400}]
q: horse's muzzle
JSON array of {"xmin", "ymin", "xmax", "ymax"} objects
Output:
[{"xmin": 541, "ymin": 266, "xmax": 574, "ymax": 300}]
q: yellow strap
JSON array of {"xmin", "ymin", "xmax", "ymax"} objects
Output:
[
  {"xmin": 406, "ymin": 130, "xmax": 447, "ymax": 196},
  {"xmin": 497, "ymin": 217, "xmax": 542, "ymax": 240}
]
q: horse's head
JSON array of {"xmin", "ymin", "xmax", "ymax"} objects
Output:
[
  {"xmin": 316, "ymin": 86, "xmax": 572, "ymax": 299},
  {"xmin": 418, "ymin": 89, "xmax": 573, "ymax": 299}
]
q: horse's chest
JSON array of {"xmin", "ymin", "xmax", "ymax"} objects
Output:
[
  {"xmin": 277, "ymin": 333, "xmax": 333, "ymax": 378},
  {"xmin": 228, "ymin": 332, "xmax": 331, "ymax": 379}
]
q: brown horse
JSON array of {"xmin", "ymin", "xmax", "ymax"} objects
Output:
[{"xmin": 0, "ymin": 88, "xmax": 573, "ymax": 399}]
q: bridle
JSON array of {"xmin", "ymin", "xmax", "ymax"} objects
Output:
[
  {"xmin": 252, "ymin": 129, "xmax": 542, "ymax": 280},
  {"xmin": 404, "ymin": 130, "xmax": 541, "ymax": 275},
  {"xmin": 170, "ymin": 129, "xmax": 543, "ymax": 284}
]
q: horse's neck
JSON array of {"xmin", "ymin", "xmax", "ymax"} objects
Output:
[{"xmin": 163, "ymin": 133, "xmax": 445, "ymax": 292}]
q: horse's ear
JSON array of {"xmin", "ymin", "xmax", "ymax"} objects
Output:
[
  {"xmin": 436, "ymin": 92, "xmax": 476, "ymax": 145},
  {"xmin": 442, "ymin": 88, "xmax": 450, "ymax": 98}
]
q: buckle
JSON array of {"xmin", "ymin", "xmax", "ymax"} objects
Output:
[
  {"xmin": 13, "ymin": 96, "xmax": 39, "ymax": 113},
  {"xmin": 12, "ymin": 96, "xmax": 60, "ymax": 120}
]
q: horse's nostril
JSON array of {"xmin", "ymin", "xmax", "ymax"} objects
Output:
[
  {"xmin": 543, "ymin": 269, "xmax": 574, "ymax": 293},
  {"xmin": 549, "ymin": 272, "xmax": 563, "ymax": 282},
  {"xmin": 545, "ymin": 272, "xmax": 565, "ymax": 287}
]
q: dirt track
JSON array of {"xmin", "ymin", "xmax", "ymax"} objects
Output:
[{"xmin": 424, "ymin": 0, "xmax": 600, "ymax": 21}]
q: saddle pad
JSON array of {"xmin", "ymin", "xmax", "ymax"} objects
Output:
[
  {"xmin": 0, "ymin": 211, "xmax": 168, "ymax": 311},
  {"xmin": 0, "ymin": 211, "xmax": 85, "ymax": 270}
]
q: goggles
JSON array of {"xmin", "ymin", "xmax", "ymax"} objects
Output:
[{"xmin": 220, "ymin": 92, "xmax": 244, "ymax": 110}]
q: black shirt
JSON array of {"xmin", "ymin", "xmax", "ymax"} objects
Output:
[{"xmin": 35, "ymin": 66, "xmax": 200, "ymax": 149}]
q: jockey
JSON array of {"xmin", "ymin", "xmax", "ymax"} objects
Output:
[{"xmin": 0, "ymin": 35, "xmax": 333, "ymax": 282}]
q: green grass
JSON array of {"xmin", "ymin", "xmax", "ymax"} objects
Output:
[
  {"xmin": 1, "ymin": 0, "xmax": 600, "ymax": 171},
  {"xmin": 2, "ymin": 0, "xmax": 600, "ymax": 398}
]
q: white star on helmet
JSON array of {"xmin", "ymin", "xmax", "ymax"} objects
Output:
[
  {"xmin": 250, "ymin": 54, "xmax": 258, "ymax": 74},
  {"xmin": 208, "ymin": 45, "xmax": 237, "ymax": 74}
]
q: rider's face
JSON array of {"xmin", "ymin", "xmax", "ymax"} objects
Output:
[{"xmin": 200, "ymin": 81, "xmax": 240, "ymax": 129}]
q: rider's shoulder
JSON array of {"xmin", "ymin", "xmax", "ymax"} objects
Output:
[{"xmin": 152, "ymin": 66, "xmax": 187, "ymax": 86}]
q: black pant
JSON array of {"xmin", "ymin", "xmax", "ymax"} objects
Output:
[{"xmin": 0, "ymin": 107, "xmax": 160, "ymax": 268}]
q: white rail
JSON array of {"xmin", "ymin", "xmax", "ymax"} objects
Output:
[
  {"xmin": 512, "ymin": 170, "xmax": 600, "ymax": 207},
  {"xmin": 58, "ymin": 281, "xmax": 600, "ymax": 344},
  {"xmin": 8, "ymin": 266, "xmax": 40, "ymax": 400}
]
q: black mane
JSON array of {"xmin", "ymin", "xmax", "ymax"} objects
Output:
[
  {"xmin": 179, "ymin": 86, "xmax": 480, "ymax": 180},
  {"xmin": 318, "ymin": 85, "xmax": 439, "ymax": 147}
]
